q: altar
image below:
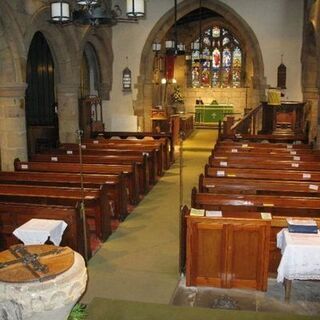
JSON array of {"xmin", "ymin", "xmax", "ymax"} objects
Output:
[{"xmin": 195, "ymin": 103, "xmax": 234, "ymax": 124}]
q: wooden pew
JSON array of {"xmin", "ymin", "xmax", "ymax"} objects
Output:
[
  {"xmin": 217, "ymin": 133, "xmax": 308, "ymax": 143},
  {"xmin": 14, "ymin": 158, "xmax": 140, "ymax": 205},
  {"xmin": 216, "ymin": 141, "xmax": 310, "ymax": 149},
  {"xmin": 93, "ymin": 131, "xmax": 174, "ymax": 166},
  {"xmin": 30, "ymin": 153, "xmax": 150, "ymax": 195},
  {"xmin": 191, "ymin": 187, "xmax": 320, "ymax": 217},
  {"xmin": 219, "ymin": 132, "xmax": 308, "ymax": 143},
  {"xmin": 199, "ymin": 174, "xmax": 320, "ymax": 197},
  {"xmin": 205, "ymin": 165, "xmax": 320, "ymax": 182},
  {"xmin": 212, "ymin": 146, "xmax": 315, "ymax": 155},
  {"xmin": 45, "ymin": 147, "xmax": 158, "ymax": 185},
  {"xmin": 0, "ymin": 184, "xmax": 111, "ymax": 241},
  {"xmin": 0, "ymin": 202, "xmax": 89, "ymax": 258},
  {"xmin": 208, "ymin": 156, "xmax": 320, "ymax": 171},
  {"xmin": 181, "ymin": 205, "xmax": 320, "ymax": 275},
  {"xmin": 61, "ymin": 142, "xmax": 163, "ymax": 178},
  {"xmin": 212, "ymin": 150, "xmax": 319, "ymax": 161},
  {"xmin": 182, "ymin": 206, "xmax": 270, "ymax": 290},
  {"xmin": 0, "ymin": 171, "xmax": 128, "ymax": 220},
  {"xmin": 85, "ymin": 137, "xmax": 168, "ymax": 172}
]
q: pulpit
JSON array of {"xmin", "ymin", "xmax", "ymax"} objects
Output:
[{"xmin": 261, "ymin": 101, "xmax": 305, "ymax": 135}]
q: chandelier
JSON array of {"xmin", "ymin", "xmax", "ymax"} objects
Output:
[
  {"xmin": 50, "ymin": 0, "xmax": 145, "ymax": 26},
  {"xmin": 152, "ymin": 0, "xmax": 185, "ymax": 56}
]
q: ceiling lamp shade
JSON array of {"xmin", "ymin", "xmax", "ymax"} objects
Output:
[
  {"xmin": 165, "ymin": 40, "xmax": 176, "ymax": 50},
  {"xmin": 152, "ymin": 42, "xmax": 161, "ymax": 53},
  {"xmin": 177, "ymin": 43, "xmax": 185, "ymax": 54},
  {"xmin": 51, "ymin": 1, "xmax": 71, "ymax": 23},
  {"xmin": 127, "ymin": 0, "xmax": 145, "ymax": 17},
  {"xmin": 77, "ymin": 0, "xmax": 98, "ymax": 5},
  {"xmin": 191, "ymin": 42, "xmax": 200, "ymax": 50},
  {"xmin": 50, "ymin": 0, "xmax": 145, "ymax": 25}
]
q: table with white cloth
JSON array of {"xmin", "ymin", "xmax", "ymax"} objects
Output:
[
  {"xmin": 277, "ymin": 228, "xmax": 320, "ymax": 300},
  {"xmin": 13, "ymin": 218, "xmax": 68, "ymax": 246}
]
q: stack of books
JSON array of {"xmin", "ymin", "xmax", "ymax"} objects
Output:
[{"xmin": 287, "ymin": 218, "xmax": 318, "ymax": 234}]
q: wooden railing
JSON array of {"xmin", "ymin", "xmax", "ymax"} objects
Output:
[{"xmin": 220, "ymin": 104, "xmax": 263, "ymax": 136}]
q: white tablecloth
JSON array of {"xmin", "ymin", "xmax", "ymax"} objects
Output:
[
  {"xmin": 276, "ymin": 229, "xmax": 320, "ymax": 282},
  {"xmin": 13, "ymin": 219, "xmax": 68, "ymax": 246}
]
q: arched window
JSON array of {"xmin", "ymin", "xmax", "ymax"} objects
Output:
[{"xmin": 191, "ymin": 26, "xmax": 243, "ymax": 88}]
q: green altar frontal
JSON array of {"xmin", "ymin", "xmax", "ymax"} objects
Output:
[{"xmin": 195, "ymin": 104, "xmax": 234, "ymax": 124}]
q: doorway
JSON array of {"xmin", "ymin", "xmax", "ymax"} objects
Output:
[{"xmin": 25, "ymin": 31, "xmax": 58, "ymax": 155}]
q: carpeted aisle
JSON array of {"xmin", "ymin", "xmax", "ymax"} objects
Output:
[
  {"xmin": 83, "ymin": 129, "xmax": 319, "ymax": 319},
  {"xmin": 81, "ymin": 129, "xmax": 217, "ymax": 305}
]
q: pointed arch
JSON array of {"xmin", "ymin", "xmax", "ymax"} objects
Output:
[{"xmin": 136, "ymin": 0, "xmax": 266, "ymax": 128}]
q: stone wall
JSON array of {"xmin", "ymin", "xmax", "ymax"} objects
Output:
[{"xmin": 0, "ymin": 0, "xmax": 113, "ymax": 170}]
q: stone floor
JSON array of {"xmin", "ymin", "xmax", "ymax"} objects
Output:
[{"xmin": 171, "ymin": 277, "xmax": 320, "ymax": 316}]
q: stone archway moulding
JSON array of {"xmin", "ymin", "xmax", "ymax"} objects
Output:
[
  {"xmin": 80, "ymin": 28, "xmax": 114, "ymax": 100},
  {"xmin": 137, "ymin": 0, "xmax": 266, "ymax": 129}
]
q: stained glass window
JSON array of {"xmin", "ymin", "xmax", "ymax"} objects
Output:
[{"xmin": 190, "ymin": 25, "xmax": 243, "ymax": 88}]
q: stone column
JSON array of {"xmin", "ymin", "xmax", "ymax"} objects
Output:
[
  {"xmin": 57, "ymin": 84, "xmax": 80, "ymax": 143},
  {"xmin": 303, "ymin": 87, "xmax": 320, "ymax": 146},
  {"xmin": 0, "ymin": 83, "xmax": 28, "ymax": 171}
]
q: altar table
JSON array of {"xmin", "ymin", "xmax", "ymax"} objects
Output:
[{"xmin": 195, "ymin": 104, "xmax": 234, "ymax": 124}]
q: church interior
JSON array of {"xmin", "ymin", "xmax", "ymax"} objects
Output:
[{"xmin": 0, "ymin": 0, "xmax": 320, "ymax": 319}]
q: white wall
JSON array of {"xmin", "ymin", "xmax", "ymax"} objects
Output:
[{"xmin": 104, "ymin": 0, "xmax": 303, "ymax": 124}]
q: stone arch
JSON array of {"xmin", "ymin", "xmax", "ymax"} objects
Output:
[
  {"xmin": 23, "ymin": 6, "xmax": 79, "ymax": 87},
  {"xmin": 0, "ymin": 1, "xmax": 26, "ymax": 84},
  {"xmin": 136, "ymin": 0, "xmax": 266, "ymax": 129},
  {"xmin": 79, "ymin": 28, "xmax": 113, "ymax": 100}
]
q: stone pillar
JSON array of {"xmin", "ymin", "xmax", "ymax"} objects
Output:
[
  {"xmin": 0, "ymin": 83, "xmax": 28, "ymax": 171},
  {"xmin": 303, "ymin": 87, "xmax": 320, "ymax": 146},
  {"xmin": 57, "ymin": 84, "xmax": 80, "ymax": 143}
]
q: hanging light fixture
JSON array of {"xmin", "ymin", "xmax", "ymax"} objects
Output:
[
  {"xmin": 127, "ymin": 0, "xmax": 145, "ymax": 17},
  {"xmin": 191, "ymin": 0, "xmax": 203, "ymax": 59},
  {"xmin": 50, "ymin": 0, "xmax": 145, "ymax": 25},
  {"xmin": 152, "ymin": 42, "xmax": 162, "ymax": 54},
  {"xmin": 152, "ymin": 0, "xmax": 185, "ymax": 56},
  {"xmin": 50, "ymin": 1, "xmax": 71, "ymax": 23}
]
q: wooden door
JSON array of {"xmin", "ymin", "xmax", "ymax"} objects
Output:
[
  {"xmin": 186, "ymin": 220, "xmax": 227, "ymax": 287},
  {"xmin": 26, "ymin": 32, "xmax": 58, "ymax": 155}
]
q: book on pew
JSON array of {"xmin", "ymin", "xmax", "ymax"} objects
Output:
[
  {"xmin": 287, "ymin": 218, "xmax": 318, "ymax": 234},
  {"xmin": 190, "ymin": 208, "xmax": 205, "ymax": 217}
]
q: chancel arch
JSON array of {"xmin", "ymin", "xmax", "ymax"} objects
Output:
[{"xmin": 136, "ymin": 0, "xmax": 266, "ymax": 130}]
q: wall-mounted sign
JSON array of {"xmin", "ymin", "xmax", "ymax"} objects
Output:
[{"xmin": 122, "ymin": 67, "xmax": 132, "ymax": 92}]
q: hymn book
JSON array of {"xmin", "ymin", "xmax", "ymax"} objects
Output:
[{"xmin": 287, "ymin": 218, "xmax": 318, "ymax": 234}]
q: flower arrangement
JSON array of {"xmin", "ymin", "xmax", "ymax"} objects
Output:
[{"xmin": 171, "ymin": 86, "xmax": 184, "ymax": 104}]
